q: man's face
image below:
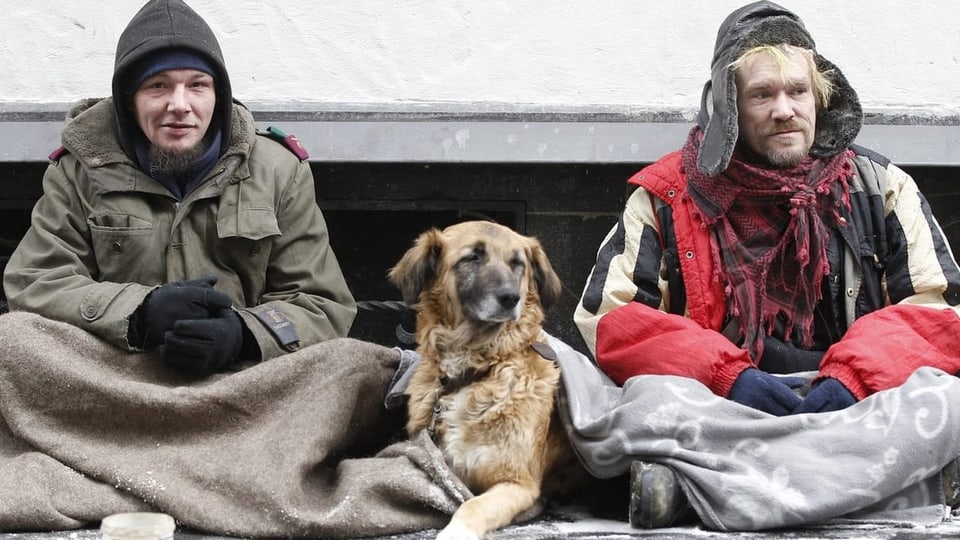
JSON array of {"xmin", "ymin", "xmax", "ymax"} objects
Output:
[
  {"xmin": 735, "ymin": 47, "xmax": 817, "ymax": 168},
  {"xmin": 133, "ymin": 69, "xmax": 216, "ymax": 155}
]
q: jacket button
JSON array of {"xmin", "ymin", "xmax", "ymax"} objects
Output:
[
  {"xmin": 112, "ymin": 241, "xmax": 122, "ymax": 252},
  {"xmin": 846, "ymin": 287, "xmax": 855, "ymax": 297},
  {"xmin": 667, "ymin": 189, "xmax": 677, "ymax": 198},
  {"xmin": 685, "ymin": 251, "xmax": 694, "ymax": 259},
  {"xmin": 84, "ymin": 306, "xmax": 97, "ymax": 317}
]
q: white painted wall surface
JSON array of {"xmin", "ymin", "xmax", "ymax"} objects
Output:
[{"xmin": 3, "ymin": 1, "xmax": 959, "ymax": 114}]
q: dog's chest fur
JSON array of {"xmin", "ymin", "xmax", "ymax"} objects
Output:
[{"xmin": 422, "ymin": 348, "xmax": 560, "ymax": 490}]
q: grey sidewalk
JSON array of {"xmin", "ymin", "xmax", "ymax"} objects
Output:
[{"xmin": 4, "ymin": 506, "xmax": 959, "ymax": 540}]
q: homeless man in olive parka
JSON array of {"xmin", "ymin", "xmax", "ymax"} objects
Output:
[
  {"xmin": 575, "ymin": 1, "xmax": 960, "ymax": 414},
  {"xmin": 3, "ymin": 0, "xmax": 356, "ymax": 369}
]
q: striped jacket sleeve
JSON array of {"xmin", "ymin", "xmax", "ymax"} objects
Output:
[
  {"xmin": 818, "ymin": 161, "xmax": 960, "ymax": 398},
  {"xmin": 574, "ymin": 185, "xmax": 752, "ymax": 394}
]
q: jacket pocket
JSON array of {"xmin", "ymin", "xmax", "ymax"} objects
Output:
[
  {"xmin": 215, "ymin": 207, "xmax": 281, "ymax": 297},
  {"xmin": 216, "ymin": 206, "xmax": 281, "ymax": 241},
  {"xmin": 88, "ymin": 214, "xmax": 161, "ymax": 283}
]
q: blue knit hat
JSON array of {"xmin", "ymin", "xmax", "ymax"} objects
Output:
[{"xmin": 129, "ymin": 48, "xmax": 217, "ymax": 93}]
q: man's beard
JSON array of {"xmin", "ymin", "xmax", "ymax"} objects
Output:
[
  {"xmin": 760, "ymin": 120, "xmax": 812, "ymax": 168},
  {"xmin": 148, "ymin": 142, "xmax": 207, "ymax": 177},
  {"xmin": 766, "ymin": 146, "xmax": 807, "ymax": 168}
]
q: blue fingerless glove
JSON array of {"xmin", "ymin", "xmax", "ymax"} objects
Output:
[
  {"xmin": 728, "ymin": 368, "xmax": 804, "ymax": 416},
  {"xmin": 794, "ymin": 377, "xmax": 857, "ymax": 413}
]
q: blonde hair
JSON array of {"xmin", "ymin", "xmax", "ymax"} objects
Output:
[{"xmin": 729, "ymin": 44, "xmax": 835, "ymax": 109}]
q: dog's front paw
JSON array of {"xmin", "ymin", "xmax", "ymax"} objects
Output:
[{"xmin": 436, "ymin": 521, "xmax": 480, "ymax": 540}]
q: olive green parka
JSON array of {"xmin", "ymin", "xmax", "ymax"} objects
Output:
[{"xmin": 3, "ymin": 97, "xmax": 356, "ymax": 360}]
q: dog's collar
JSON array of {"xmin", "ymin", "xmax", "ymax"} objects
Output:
[
  {"xmin": 531, "ymin": 341, "xmax": 557, "ymax": 361},
  {"xmin": 439, "ymin": 366, "xmax": 491, "ymax": 396},
  {"xmin": 429, "ymin": 370, "xmax": 488, "ymax": 442},
  {"xmin": 438, "ymin": 342, "xmax": 556, "ymax": 394},
  {"xmin": 429, "ymin": 367, "xmax": 493, "ymax": 442},
  {"xmin": 427, "ymin": 342, "xmax": 559, "ymax": 441}
]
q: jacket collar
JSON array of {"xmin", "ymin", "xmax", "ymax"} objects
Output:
[
  {"xmin": 61, "ymin": 97, "xmax": 256, "ymax": 172},
  {"xmin": 627, "ymin": 150, "xmax": 687, "ymax": 203}
]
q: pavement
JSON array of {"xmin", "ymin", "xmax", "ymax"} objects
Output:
[
  {"xmin": 4, "ymin": 506, "xmax": 960, "ymax": 540},
  {"xmin": 415, "ymin": 505, "xmax": 960, "ymax": 539}
]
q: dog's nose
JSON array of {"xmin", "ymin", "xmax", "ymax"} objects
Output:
[{"xmin": 497, "ymin": 292, "xmax": 520, "ymax": 310}]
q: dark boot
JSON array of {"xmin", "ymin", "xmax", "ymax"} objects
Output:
[
  {"xmin": 942, "ymin": 457, "xmax": 960, "ymax": 509},
  {"xmin": 629, "ymin": 461, "xmax": 697, "ymax": 528}
]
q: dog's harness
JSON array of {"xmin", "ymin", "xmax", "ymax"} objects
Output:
[{"xmin": 426, "ymin": 341, "xmax": 558, "ymax": 440}]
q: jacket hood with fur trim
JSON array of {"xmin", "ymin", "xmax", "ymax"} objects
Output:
[{"xmin": 696, "ymin": 1, "xmax": 863, "ymax": 176}]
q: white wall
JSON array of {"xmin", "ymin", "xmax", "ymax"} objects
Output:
[{"xmin": 3, "ymin": 1, "xmax": 960, "ymax": 114}]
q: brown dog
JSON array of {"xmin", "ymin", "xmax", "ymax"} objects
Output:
[{"xmin": 389, "ymin": 220, "xmax": 584, "ymax": 540}]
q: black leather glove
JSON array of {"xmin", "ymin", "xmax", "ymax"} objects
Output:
[
  {"xmin": 162, "ymin": 308, "xmax": 244, "ymax": 374},
  {"xmin": 794, "ymin": 377, "xmax": 857, "ymax": 414},
  {"xmin": 758, "ymin": 336, "xmax": 824, "ymax": 374},
  {"xmin": 132, "ymin": 276, "xmax": 232, "ymax": 349},
  {"xmin": 727, "ymin": 368, "xmax": 804, "ymax": 416}
]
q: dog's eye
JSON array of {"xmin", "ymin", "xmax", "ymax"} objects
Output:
[
  {"xmin": 459, "ymin": 247, "xmax": 484, "ymax": 265},
  {"xmin": 509, "ymin": 256, "xmax": 525, "ymax": 271}
]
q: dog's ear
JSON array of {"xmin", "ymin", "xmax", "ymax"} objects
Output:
[
  {"xmin": 388, "ymin": 228, "xmax": 444, "ymax": 305},
  {"xmin": 528, "ymin": 239, "xmax": 562, "ymax": 312}
]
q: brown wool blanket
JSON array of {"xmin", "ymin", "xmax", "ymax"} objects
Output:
[{"xmin": 0, "ymin": 312, "xmax": 468, "ymax": 537}]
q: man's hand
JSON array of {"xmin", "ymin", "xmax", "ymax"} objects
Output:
[
  {"xmin": 133, "ymin": 275, "xmax": 232, "ymax": 349},
  {"xmin": 727, "ymin": 368, "xmax": 804, "ymax": 416},
  {"xmin": 794, "ymin": 377, "xmax": 857, "ymax": 413},
  {"xmin": 162, "ymin": 308, "xmax": 244, "ymax": 374}
]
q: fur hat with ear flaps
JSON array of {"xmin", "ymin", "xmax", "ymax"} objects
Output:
[{"xmin": 696, "ymin": 1, "xmax": 863, "ymax": 177}]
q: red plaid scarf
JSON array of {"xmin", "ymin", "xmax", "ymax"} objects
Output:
[{"xmin": 682, "ymin": 126, "xmax": 854, "ymax": 360}]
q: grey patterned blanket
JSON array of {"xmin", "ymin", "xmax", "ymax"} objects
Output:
[{"xmin": 546, "ymin": 334, "xmax": 960, "ymax": 530}]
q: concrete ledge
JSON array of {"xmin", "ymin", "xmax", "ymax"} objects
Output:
[{"xmin": 2, "ymin": 102, "xmax": 959, "ymax": 166}]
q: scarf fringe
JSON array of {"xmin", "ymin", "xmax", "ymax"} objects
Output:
[{"xmin": 682, "ymin": 126, "xmax": 853, "ymax": 360}]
